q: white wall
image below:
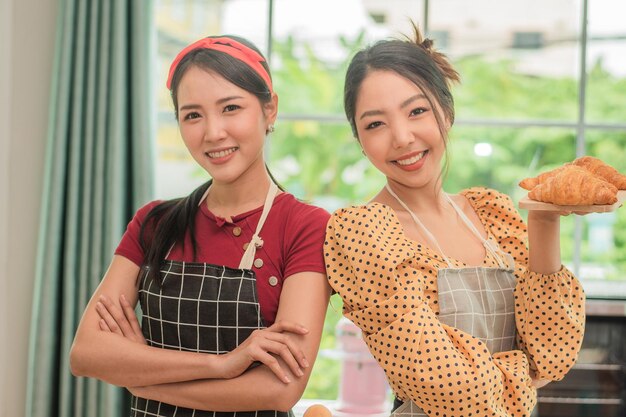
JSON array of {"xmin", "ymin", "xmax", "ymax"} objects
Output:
[{"xmin": 0, "ymin": 0, "xmax": 58, "ymax": 415}]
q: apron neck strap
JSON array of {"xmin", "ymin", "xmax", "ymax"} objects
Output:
[
  {"xmin": 443, "ymin": 193, "xmax": 509, "ymax": 269},
  {"xmin": 238, "ymin": 182, "xmax": 279, "ymax": 269},
  {"xmin": 385, "ymin": 184, "xmax": 454, "ymax": 268},
  {"xmin": 385, "ymin": 184, "xmax": 510, "ymax": 269},
  {"xmin": 180, "ymin": 181, "xmax": 279, "ymax": 269}
]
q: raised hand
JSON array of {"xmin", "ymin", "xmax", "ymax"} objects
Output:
[
  {"xmin": 96, "ymin": 294, "xmax": 147, "ymax": 345},
  {"xmin": 529, "ymin": 370, "xmax": 550, "ymax": 389},
  {"xmin": 220, "ymin": 320, "xmax": 310, "ymax": 383}
]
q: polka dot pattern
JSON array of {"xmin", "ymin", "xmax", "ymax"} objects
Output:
[{"xmin": 324, "ymin": 187, "xmax": 585, "ymax": 417}]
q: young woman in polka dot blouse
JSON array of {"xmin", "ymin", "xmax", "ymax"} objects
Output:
[{"xmin": 324, "ymin": 26, "xmax": 585, "ymax": 417}]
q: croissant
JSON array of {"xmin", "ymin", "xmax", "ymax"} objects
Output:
[
  {"xmin": 571, "ymin": 156, "xmax": 626, "ymax": 189},
  {"xmin": 519, "ymin": 165, "xmax": 568, "ymax": 190},
  {"xmin": 528, "ymin": 165, "xmax": 618, "ymax": 205}
]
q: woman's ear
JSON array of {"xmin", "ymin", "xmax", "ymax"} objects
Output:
[
  {"xmin": 356, "ymin": 138, "xmax": 367, "ymax": 156},
  {"xmin": 263, "ymin": 93, "xmax": 279, "ymax": 126},
  {"xmin": 443, "ymin": 112, "xmax": 453, "ymax": 130}
]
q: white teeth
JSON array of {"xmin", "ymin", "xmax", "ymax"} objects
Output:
[
  {"xmin": 207, "ymin": 148, "xmax": 237, "ymax": 158},
  {"xmin": 396, "ymin": 151, "xmax": 426, "ymax": 166}
]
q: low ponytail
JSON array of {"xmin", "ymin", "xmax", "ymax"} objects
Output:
[
  {"xmin": 138, "ymin": 164, "xmax": 284, "ymax": 286},
  {"xmin": 139, "ymin": 180, "xmax": 211, "ymax": 285}
]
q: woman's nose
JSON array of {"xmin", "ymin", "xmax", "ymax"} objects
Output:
[
  {"xmin": 390, "ymin": 121, "xmax": 415, "ymax": 149},
  {"xmin": 203, "ymin": 118, "xmax": 227, "ymax": 143}
]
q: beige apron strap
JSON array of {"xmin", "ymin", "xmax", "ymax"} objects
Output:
[
  {"xmin": 385, "ymin": 184, "xmax": 454, "ymax": 268},
  {"xmin": 198, "ymin": 185, "xmax": 211, "ymax": 207},
  {"xmin": 443, "ymin": 193, "xmax": 509, "ymax": 269},
  {"xmin": 164, "ymin": 244, "xmax": 175, "ymax": 260},
  {"xmin": 238, "ymin": 182, "xmax": 279, "ymax": 270},
  {"xmin": 195, "ymin": 181, "xmax": 279, "ymax": 270}
]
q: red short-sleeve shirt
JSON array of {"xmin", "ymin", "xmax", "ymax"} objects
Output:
[{"xmin": 115, "ymin": 192, "xmax": 330, "ymax": 325}]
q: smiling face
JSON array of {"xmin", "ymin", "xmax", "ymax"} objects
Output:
[
  {"xmin": 176, "ymin": 65, "xmax": 277, "ymax": 185},
  {"xmin": 355, "ymin": 70, "xmax": 448, "ymax": 191}
]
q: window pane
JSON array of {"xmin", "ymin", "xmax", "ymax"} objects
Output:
[
  {"xmin": 268, "ymin": 120, "xmax": 384, "ymax": 211},
  {"xmin": 430, "ymin": 0, "xmax": 581, "ymax": 122},
  {"xmin": 446, "ymin": 126, "xmax": 626, "ymax": 295},
  {"xmin": 271, "ymin": 0, "xmax": 424, "ymax": 116},
  {"xmin": 580, "ymin": 131, "xmax": 626, "ymax": 296},
  {"xmin": 445, "ymin": 126, "xmax": 577, "ymax": 273},
  {"xmin": 445, "ymin": 126, "xmax": 577, "ymax": 195},
  {"xmin": 586, "ymin": 0, "xmax": 626, "ymax": 124},
  {"xmin": 151, "ymin": 0, "xmax": 626, "ymax": 407}
]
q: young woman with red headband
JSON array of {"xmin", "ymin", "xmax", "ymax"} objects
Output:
[{"xmin": 70, "ymin": 35, "xmax": 331, "ymax": 416}]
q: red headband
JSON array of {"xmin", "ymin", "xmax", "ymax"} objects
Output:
[{"xmin": 166, "ymin": 37, "xmax": 273, "ymax": 93}]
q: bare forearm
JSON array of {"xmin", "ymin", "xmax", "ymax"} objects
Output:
[
  {"xmin": 527, "ymin": 211, "xmax": 562, "ymax": 274},
  {"xmin": 132, "ymin": 360, "xmax": 304, "ymax": 412},
  {"xmin": 70, "ymin": 331, "xmax": 223, "ymax": 387},
  {"xmin": 130, "ymin": 270, "xmax": 330, "ymax": 413}
]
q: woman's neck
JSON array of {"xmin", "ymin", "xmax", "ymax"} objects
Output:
[
  {"xmin": 206, "ymin": 164, "xmax": 273, "ymax": 219},
  {"xmin": 383, "ymin": 179, "xmax": 447, "ymax": 215}
]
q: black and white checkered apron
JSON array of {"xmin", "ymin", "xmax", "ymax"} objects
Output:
[
  {"xmin": 386, "ymin": 186, "xmax": 518, "ymax": 417},
  {"xmin": 130, "ymin": 184, "xmax": 290, "ymax": 417}
]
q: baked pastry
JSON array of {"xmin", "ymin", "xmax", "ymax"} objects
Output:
[
  {"xmin": 528, "ymin": 165, "xmax": 618, "ymax": 205},
  {"xmin": 571, "ymin": 156, "xmax": 626, "ymax": 189},
  {"xmin": 519, "ymin": 165, "xmax": 568, "ymax": 191}
]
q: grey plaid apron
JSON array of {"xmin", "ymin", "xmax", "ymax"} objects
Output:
[
  {"xmin": 386, "ymin": 186, "xmax": 517, "ymax": 417},
  {"xmin": 131, "ymin": 184, "xmax": 291, "ymax": 417}
]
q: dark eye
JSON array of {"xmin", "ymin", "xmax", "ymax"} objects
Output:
[
  {"xmin": 183, "ymin": 112, "xmax": 201, "ymax": 121},
  {"xmin": 410, "ymin": 107, "xmax": 427, "ymax": 117},
  {"xmin": 365, "ymin": 121, "xmax": 383, "ymax": 130},
  {"xmin": 224, "ymin": 104, "xmax": 240, "ymax": 113}
]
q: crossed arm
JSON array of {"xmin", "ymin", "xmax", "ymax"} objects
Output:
[{"xmin": 70, "ymin": 255, "xmax": 330, "ymax": 411}]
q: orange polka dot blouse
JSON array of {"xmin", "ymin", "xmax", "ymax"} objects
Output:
[{"xmin": 324, "ymin": 187, "xmax": 585, "ymax": 417}]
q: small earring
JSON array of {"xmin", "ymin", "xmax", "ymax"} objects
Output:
[{"xmin": 267, "ymin": 125, "xmax": 275, "ymax": 133}]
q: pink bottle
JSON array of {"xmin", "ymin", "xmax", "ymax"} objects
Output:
[{"xmin": 334, "ymin": 317, "xmax": 389, "ymax": 417}]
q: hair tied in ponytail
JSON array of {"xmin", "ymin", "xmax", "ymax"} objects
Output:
[{"xmin": 420, "ymin": 38, "xmax": 434, "ymax": 52}]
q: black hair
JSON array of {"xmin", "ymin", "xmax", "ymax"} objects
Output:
[
  {"xmin": 344, "ymin": 24, "xmax": 460, "ymax": 146},
  {"xmin": 169, "ymin": 35, "xmax": 273, "ymax": 121},
  {"xmin": 139, "ymin": 36, "xmax": 281, "ymax": 285}
]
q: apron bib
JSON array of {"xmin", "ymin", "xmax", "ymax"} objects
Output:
[
  {"xmin": 386, "ymin": 186, "xmax": 517, "ymax": 417},
  {"xmin": 131, "ymin": 184, "xmax": 291, "ymax": 417}
]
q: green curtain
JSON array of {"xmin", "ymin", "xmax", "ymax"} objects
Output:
[{"xmin": 26, "ymin": 0, "xmax": 155, "ymax": 416}]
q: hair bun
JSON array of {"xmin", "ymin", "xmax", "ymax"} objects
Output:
[
  {"xmin": 420, "ymin": 38, "xmax": 434, "ymax": 52},
  {"xmin": 405, "ymin": 22, "xmax": 460, "ymax": 86}
]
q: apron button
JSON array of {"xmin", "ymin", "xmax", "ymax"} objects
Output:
[
  {"xmin": 243, "ymin": 242, "xmax": 249, "ymax": 250},
  {"xmin": 268, "ymin": 276, "xmax": 278, "ymax": 286},
  {"xmin": 232, "ymin": 226, "xmax": 242, "ymax": 237},
  {"xmin": 253, "ymin": 258, "xmax": 264, "ymax": 268}
]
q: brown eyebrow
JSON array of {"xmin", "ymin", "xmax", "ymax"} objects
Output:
[
  {"xmin": 179, "ymin": 96, "xmax": 245, "ymax": 112},
  {"xmin": 179, "ymin": 104, "xmax": 201, "ymax": 112},
  {"xmin": 358, "ymin": 109, "xmax": 383, "ymax": 120},
  {"xmin": 358, "ymin": 93, "xmax": 427, "ymax": 120},
  {"xmin": 216, "ymin": 95, "xmax": 244, "ymax": 104},
  {"xmin": 401, "ymin": 93, "xmax": 427, "ymax": 109}
]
